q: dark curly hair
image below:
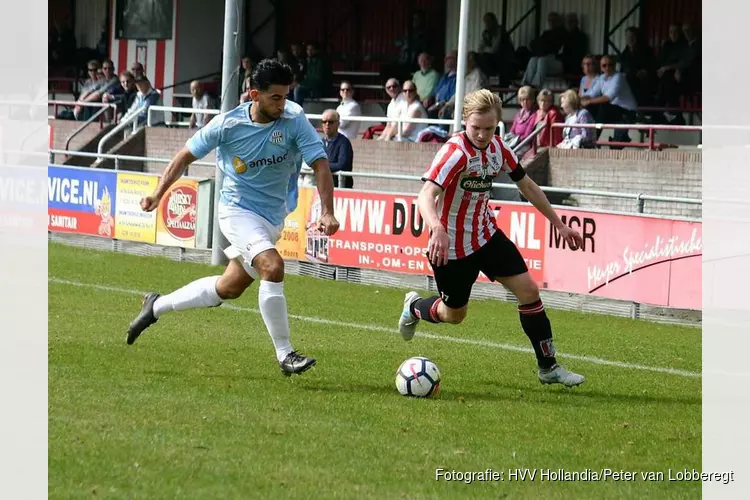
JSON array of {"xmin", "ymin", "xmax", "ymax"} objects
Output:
[{"xmin": 251, "ymin": 58, "xmax": 294, "ymax": 91}]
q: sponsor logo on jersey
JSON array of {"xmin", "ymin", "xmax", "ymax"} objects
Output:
[
  {"xmin": 245, "ymin": 152, "xmax": 289, "ymax": 169},
  {"xmin": 460, "ymin": 175, "xmax": 494, "ymax": 192},
  {"xmin": 270, "ymin": 130, "xmax": 284, "ymax": 144},
  {"xmin": 232, "ymin": 156, "xmax": 247, "ymax": 174}
]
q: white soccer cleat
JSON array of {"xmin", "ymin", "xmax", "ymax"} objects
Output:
[
  {"xmin": 398, "ymin": 291, "xmax": 421, "ymax": 341},
  {"xmin": 538, "ymin": 364, "xmax": 585, "ymax": 388}
]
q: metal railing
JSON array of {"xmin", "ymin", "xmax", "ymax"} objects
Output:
[
  {"xmin": 550, "ymin": 122, "xmax": 703, "ymax": 150},
  {"xmin": 64, "ymin": 105, "xmax": 117, "ymax": 151},
  {"xmin": 48, "ymin": 148, "xmax": 215, "ymax": 174},
  {"xmin": 48, "ymin": 99, "xmax": 116, "ymax": 120},
  {"xmin": 146, "ymin": 105, "xmax": 221, "ymax": 128},
  {"xmin": 96, "ymin": 112, "xmax": 143, "ymax": 156}
]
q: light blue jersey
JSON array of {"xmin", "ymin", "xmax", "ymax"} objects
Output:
[{"xmin": 185, "ymin": 100, "xmax": 326, "ymax": 226}]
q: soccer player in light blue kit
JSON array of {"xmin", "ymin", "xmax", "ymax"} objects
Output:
[{"xmin": 126, "ymin": 59, "xmax": 339, "ymax": 376}]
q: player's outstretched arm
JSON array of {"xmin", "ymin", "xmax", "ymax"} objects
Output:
[
  {"xmin": 515, "ymin": 175, "xmax": 583, "ymax": 250},
  {"xmin": 310, "ymin": 157, "xmax": 340, "ymax": 236},
  {"xmin": 140, "ymin": 147, "xmax": 198, "ymax": 212}
]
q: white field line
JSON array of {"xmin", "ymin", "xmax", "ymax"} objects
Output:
[{"xmin": 49, "ymin": 277, "xmax": 701, "ymax": 379}]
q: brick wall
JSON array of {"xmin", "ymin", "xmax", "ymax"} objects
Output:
[
  {"xmin": 98, "ymin": 128, "xmax": 147, "ymax": 171},
  {"xmin": 49, "ymin": 119, "xmax": 109, "ymax": 160},
  {"xmin": 548, "ymin": 149, "xmax": 702, "ymax": 218},
  {"xmin": 143, "ymin": 127, "xmax": 217, "ymax": 177}
]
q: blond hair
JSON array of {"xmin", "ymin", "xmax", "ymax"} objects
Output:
[
  {"xmin": 462, "ymin": 89, "xmax": 503, "ymax": 121},
  {"xmin": 560, "ymin": 89, "xmax": 581, "ymax": 110}
]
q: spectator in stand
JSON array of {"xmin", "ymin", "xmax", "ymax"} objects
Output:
[
  {"xmin": 102, "ymin": 70, "xmax": 137, "ymax": 122},
  {"xmin": 321, "ymin": 109, "xmax": 354, "ymax": 189},
  {"xmin": 477, "ymin": 12, "xmax": 515, "ymax": 84},
  {"xmin": 130, "ymin": 62, "xmax": 145, "ymax": 80},
  {"xmin": 561, "ymin": 13, "xmax": 589, "ymax": 78},
  {"xmin": 238, "ymin": 55, "xmax": 253, "ymax": 99},
  {"xmin": 294, "ymin": 42, "xmax": 332, "ymax": 104},
  {"xmin": 558, "ymin": 89, "xmax": 596, "ymax": 149},
  {"xmin": 425, "ymin": 50, "xmax": 457, "ymax": 117},
  {"xmin": 397, "ymin": 10, "xmax": 430, "ymax": 71},
  {"xmin": 277, "ymin": 48, "xmax": 303, "ymax": 97},
  {"xmin": 74, "ymin": 59, "xmax": 120, "ymax": 120},
  {"xmin": 123, "ymin": 76, "xmax": 161, "ymax": 126},
  {"xmin": 65, "ymin": 60, "xmax": 101, "ymax": 120},
  {"xmin": 620, "ymin": 27, "xmax": 655, "ymax": 106},
  {"xmin": 533, "ymin": 88, "xmax": 564, "ymax": 149},
  {"xmin": 396, "ymin": 80, "xmax": 428, "ymax": 142},
  {"xmin": 189, "ymin": 80, "xmax": 216, "ymax": 129},
  {"xmin": 439, "ymin": 52, "xmax": 488, "ymax": 119},
  {"xmin": 504, "ymin": 86, "xmax": 538, "ymax": 151},
  {"xmin": 678, "ymin": 22, "xmax": 701, "ymax": 94},
  {"xmin": 581, "ymin": 54, "xmax": 638, "ymax": 144},
  {"xmin": 373, "ymin": 78, "xmax": 405, "ymax": 141},
  {"xmin": 413, "ymin": 52, "xmax": 440, "ymax": 107},
  {"xmin": 578, "ymin": 55, "xmax": 600, "ymax": 97},
  {"xmin": 239, "ymin": 76, "xmax": 252, "ymax": 104},
  {"xmin": 336, "ymin": 80, "xmax": 362, "ymax": 141},
  {"xmin": 290, "ymin": 43, "xmax": 307, "ymax": 76},
  {"xmin": 521, "ymin": 12, "xmax": 567, "ymax": 88},
  {"xmin": 655, "ymin": 23, "xmax": 687, "ymax": 110}
]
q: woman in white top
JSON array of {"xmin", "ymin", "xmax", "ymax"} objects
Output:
[
  {"xmin": 397, "ymin": 80, "xmax": 428, "ymax": 142},
  {"xmin": 335, "ymin": 80, "xmax": 362, "ymax": 140}
]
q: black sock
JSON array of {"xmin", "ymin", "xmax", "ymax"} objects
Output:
[
  {"xmin": 518, "ymin": 299, "xmax": 557, "ymax": 369},
  {"xmin": 410, "ymin": 295, "xmax": 442, "ymax": 323}
]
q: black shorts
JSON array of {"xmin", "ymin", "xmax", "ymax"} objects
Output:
[{"xmin": 430, "ymin": 230, "xmax": 528, "ymax": 309}]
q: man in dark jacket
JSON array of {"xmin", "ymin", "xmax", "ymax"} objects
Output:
[{"xmin": 320, "ymin": 109, "xmax": 354, "ymax": 189}]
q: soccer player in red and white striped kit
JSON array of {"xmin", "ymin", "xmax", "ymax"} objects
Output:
[{"xmin": 398, "ymin": 89, "xmax": 586, "ymax": 387}]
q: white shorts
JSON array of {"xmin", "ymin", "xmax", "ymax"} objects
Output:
[{"xmin": 218, "ymin": 205, "xmax": 283, "ymax": 279}]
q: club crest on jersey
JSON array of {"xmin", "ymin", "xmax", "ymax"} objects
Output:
[
  {"xmin": 232, "ymin": 156, "xmax": 247, "ymax": 174},
  {"xmin": 270, "ymin": 130, "xmax": 284, "ymax": 145}
]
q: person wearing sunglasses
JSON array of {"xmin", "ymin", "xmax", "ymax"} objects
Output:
[{"xmin": 335, "ymin": 81, "xmax": 361, "ymax": 140}]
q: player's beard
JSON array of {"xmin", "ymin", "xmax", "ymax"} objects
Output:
[{"xmin": 259, "ymin": 104, "xmax": 282, "ymax": 122}]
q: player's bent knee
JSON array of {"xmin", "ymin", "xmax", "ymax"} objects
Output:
[
  {"xmin": 216, "ymin": 276, "xmax": 250, "ymax": 300},
  {"xmin": 253, "ymin": 250, "xmax": 285, "ymax": 282}
]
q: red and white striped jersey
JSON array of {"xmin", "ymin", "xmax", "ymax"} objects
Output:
[{"xmin": 422, "ymin": 132, "xmax": 523, "ymax": 260}]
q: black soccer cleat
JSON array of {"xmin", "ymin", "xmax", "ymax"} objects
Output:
[
  {"xmin": 279, "ymin": 351, "xmax": 317, "ymax": 377},
  {"xmin": 127, "ymin": 292, "xmax": 160, "ymax": 345}
]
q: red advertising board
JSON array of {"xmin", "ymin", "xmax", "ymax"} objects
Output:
[{"xmin": 290, "ymin": 188, "xmax": 701, "ymax": 310}]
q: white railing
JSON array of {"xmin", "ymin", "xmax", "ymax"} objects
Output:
[
  {"xmin": 96, "ymin": 112, "xmax": 142, "ymax": 155},
  {"xmin": 47, "ymin": 148, "xmax": 700, "ymax": 214},
  {"xmin": 146, "ymin": 105, "xmax": 507, "ymax": 140}
]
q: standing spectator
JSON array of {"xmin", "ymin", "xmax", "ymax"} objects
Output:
[
  {"xmin": 620, "ymin": 27, "xmax": 655, "ymax": 106},
  {"xmin": 561, "ymin": 14, "xmax": 589, "ymax": 77},
  {"xmin": 103, "ymin": 70, "xmax": 137, "ymax": 121},
  {"xmin": 678, "ymin": 22, "xmax": 701, "ymax": 94},
  {"xmin": 189, "ymin": 80, "xmax": 216, "ymax": 129},
  {"xmin": 320, "ymin": 109, "xmax": 354, "ymax": 189},
  {"xmin": 521, "ymin": 12, "xmax": 567, "ymax": 88},
  {"xmin": 123, "ymin": 76, "xmax": 161, "ymax": 126},
  {"xmin": 558, "ymin": 89, "xmax": 596, "ymax": 149},
  {"xmin": 336, "ymin": 81, "xmax": 362, "ymax": 141},
  {"xmin": 397, "ymin": 10, "xmax": 430, "ymax": 71},
  {"xmin": 439, "ymin": 52, "xmax": 488, "ymax": 119},
  {"xmin": 413, "ymin": 53, "xmax": 440, "ymax": 106},
  {"xmin": 581, "ymin": 55, "xmax": 638, "ymax": 144},
  {"xmin": 477, "ymin": 12, "xmax": 515, "ymax": 84},
  {"xmin": 373, "ymin": 78, "xmax": 405, "ymax": 140},
  {"xmin": 294, "ymin": 42, "xmax": 332, "ymax": 104},
  {"xmin": 238, "ymin": 55, "xmax": 253, "ymax": 99},
  {"xmin": 239, "ymin": 76, "xmax": 252, "ymax": 104},
  {"xmin": 578, "ymin": 55, "xmax": 600, "ymax": 97},
  {"xmin": 533, "ymin": 88, "xmax": 564, "ymax": 149},
  {"xmin": 425, "ymin": 50, "xmax": 457, "ymax": 117},
  {"xmin": 655, "ymin": 23, "xmax": 687, "ymax": 109}
]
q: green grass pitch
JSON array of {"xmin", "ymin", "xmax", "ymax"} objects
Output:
[{"xmin": 48, "ymin": 242, "xmax": 701, "ymax": 499}]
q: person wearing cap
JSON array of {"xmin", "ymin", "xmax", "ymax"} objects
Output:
[{"xmin": 123, "ymin": 75, "xmax": 162, "ymax": 126}]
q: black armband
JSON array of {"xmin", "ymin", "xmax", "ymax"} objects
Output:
[{"xmin": 508, "ymin": 164, "xmax": 527, "ymax": 182}]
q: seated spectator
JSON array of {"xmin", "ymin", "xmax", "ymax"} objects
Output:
[
  {"xmin": 620, "ymin": 27, "xmax": 655, "ymax": 106},
  {"xmin": 122, "ymin": 76, "xmax": 161, "ymax": 127},
  {"xmin": 336, "ymin": 80, "xmax": 362, "ymax": 140},
  {"xmin": 578, "ymin": 55, "xmax": 600, "ymax": 97},
  {"xmin": 424, "ymin": 50, "xmax": 457, "ymax": 117},
  {"xmin": 130, "ymin": 62, "xmax": 145, "ymax": 80},
  {"xmin": 533, "ymin": 88, "xmax": 564, "ymax": 149},
  {"xmin": 67, "ymin": 59, "xmax": 101, "ymax": 120},
  {"xmin": 372, "ymin": 78, "xmax": 405, "ymax": 140},
  {"xmin": 294, "ymin": 42, "xmax": 332, "ymax": 104},
  {"xmin": 189, "ymin": 80, "xmax": 216, "ymax": 129},
  {"xmin": 386, "ymin": 80, "xmax": 428, "ymax": 142},
  {"xmin": 655, "ymin": 23, "xmax": 687, "ymax": 109},
  {"xmin": 503, "ymin": 86, "xmax": 538, "ymax": 150},
  {"xmin": 102, "ymin": 70, "xmax": 137, "ymax": 121},
  {"xmin": 238, "ymin": 55, "xmax": 253, "ymax": 99},
  {"xmin": 557, "ymin": 89, "xmax": 596, "ymax": 149},
  {"xmin": 439, "ymin": 51, "xmax": 488, "ymax": 119},
  {"xmin": 581, "ymin": 55, "xmax": 638, "ymax": 144},
  {"xmin": 561, "ymin": 13, "xmax": 589, "ymax": 77},
  {"xmin": 477, "ymin": 12, "xmax": 515, "ymax": 84},
  {"xmin": 239, "ymin": 76, "xmax": 252, "ymax": 104},
  {"xmin": 521, "ymin": 12, "xmax": 567, "ymax": 88},
  {"xmin": 413, "ymin": 53, "xmax": 440, "ymax": 107},
  {"xmin": 320, "ymin": 109, "xmax": 354, "ymax": 189}
]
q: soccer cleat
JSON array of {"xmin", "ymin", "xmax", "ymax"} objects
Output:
[
  {"xmin": 398, "ymin": 291, "xmax": 421, "ymax": 341},
  {"xmin": 538, "ymin": 364, "xmax": 585, "ymax": 388},
  {"xmin": 127, "ymin": 292, "xmax": 160, "ymax": 345},
  {"xmin": 280, "ymin": 351, "xmax": 316, "ymax": 377}
]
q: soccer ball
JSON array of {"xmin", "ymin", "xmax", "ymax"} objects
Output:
[{"xmin": 395, "ymin": 356, "xmax": 441, "ymax": 398}]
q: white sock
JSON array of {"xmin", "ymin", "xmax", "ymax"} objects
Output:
[
  {"xmin": 258, "ymin": 280, "xmax": 293, "ymax": 362},
  {"xmin": 153, "ymin": 276, "xmax": 222, "ymax": 319}
]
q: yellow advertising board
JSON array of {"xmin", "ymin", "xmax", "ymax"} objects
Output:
[{"xmin": 114, "ymin": 172, "xmax": 158, "ymax": 243}]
